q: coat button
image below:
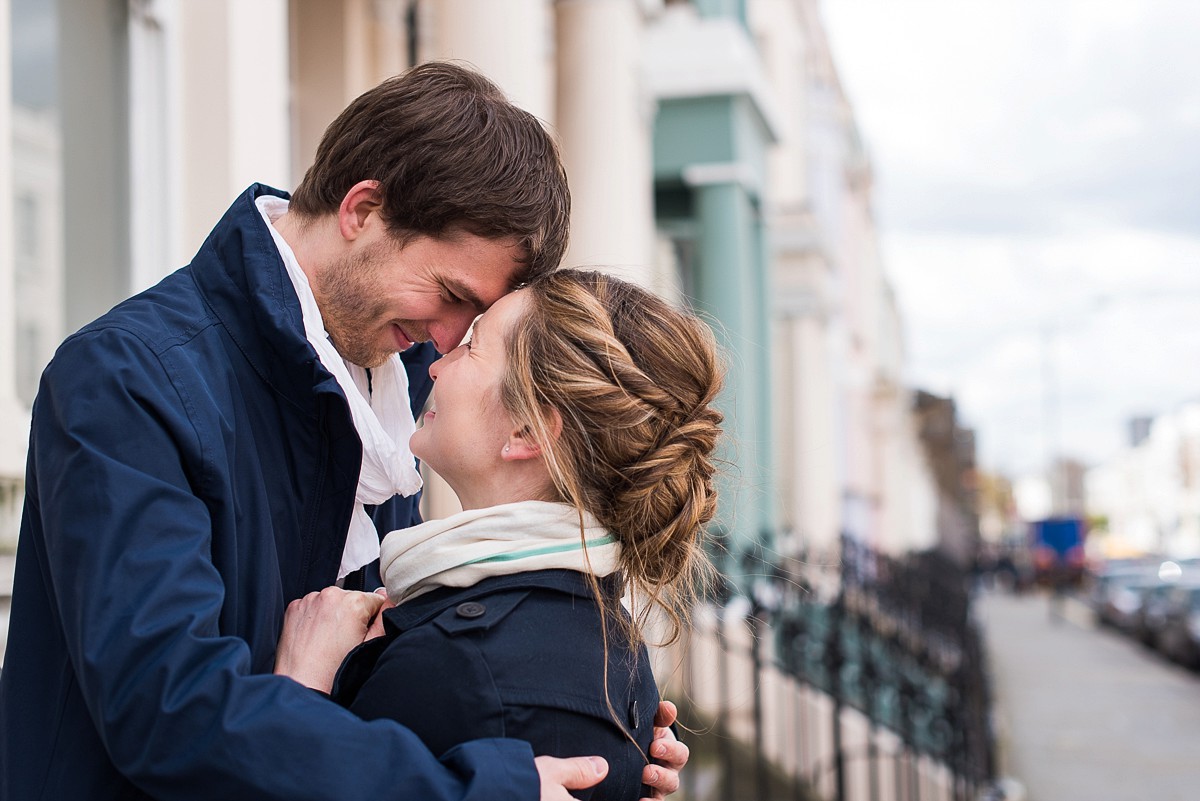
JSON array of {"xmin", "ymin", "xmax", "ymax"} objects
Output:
[
  {"xmin": 456, "ymin": 602, "xmax": 486, "ymax": 619},
  {"xmin": 628, "ymin": 699, "xmax": 639, "ymax": 730}
]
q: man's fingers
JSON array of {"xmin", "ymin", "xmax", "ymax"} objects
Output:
[
  {"xmin": 357, "ymin": 591, "xmax": 387, "ymax": 617},
  {"xmin": 365, "ymin": 595, "xmax": 395, "ymax": 640},
  {"xmin": 652, "ymin": 699, "xmax": 678, "ymax": 728},
  {"xmin": 643, "ymin": 717, "xmax": 688, "ymax": 799},
  {"xmin": 535, "ymin": 755, "xmax": 608, "ymax": 795},
  {"xmin": 649, "ymin": 735, "xmax": 689, "ymax": 770},
  {"xmin": 323, "ymin": 588, "xmax": 385, "ymax": 630},
  {"xmin": 640, "ymin": 762, "xmax": 680, "ymax": 799}
]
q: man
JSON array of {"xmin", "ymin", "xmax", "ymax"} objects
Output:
[{"xmin": 0, "ymin": 62, "xmax": 685, "ymax": 800}]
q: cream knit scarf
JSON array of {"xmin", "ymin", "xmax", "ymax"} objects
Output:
[
  {"xmin": 380, "ymin": 500, "xmax": 621, "ymax": 603},
  {"xmin": 256, "ymin": 196, "xmax": 423, "ymax": 580}
]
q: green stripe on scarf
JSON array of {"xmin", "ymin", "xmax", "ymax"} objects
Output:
[{"xmin": 461, "ymin": 535, "xmax": 617, "ymax": 566}]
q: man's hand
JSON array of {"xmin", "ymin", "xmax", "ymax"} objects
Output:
[
  {"xmin": 365, "ymin": 587, "xmax": 394, "ymax": 640},
  {"xmin": 535, "ymin": 755, "xmax": 608, "ymax": 800},
  {"xmin": 273, "ymin": 587, "xmax": 388, "ymax": 693},
  {"xmin": 640, "ymin": 700, "xmax": 689, "ymax": 799}
]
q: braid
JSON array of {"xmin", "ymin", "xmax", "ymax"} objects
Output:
[{"xmin": 502, "ymin": 269, "xmax": 724, "ymax": 648}]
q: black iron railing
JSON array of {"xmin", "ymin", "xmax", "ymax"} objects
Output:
[{"xmin": 673, "ymin": 533, "xmax": 996, "ymax": 801}]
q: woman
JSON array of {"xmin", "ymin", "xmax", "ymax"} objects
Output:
[{"xmin": 276, "ymin": 269, "xmax": 723, "ymax": 800}]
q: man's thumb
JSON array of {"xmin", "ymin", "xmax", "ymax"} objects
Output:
[
  {"xmin": 362, "ymin": 591, "xmax": 388, "ymax": 613},
  {"xmin": 536, "ymin": 755, "xmax": 608, "ymax": 790}
]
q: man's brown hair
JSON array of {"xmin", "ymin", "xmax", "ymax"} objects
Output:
[{"xmin": 291, "ymin": 61, "xmax": 570, "ymax": 283}]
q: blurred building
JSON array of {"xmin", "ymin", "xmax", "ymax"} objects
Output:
[
  {"xmin": 1, "ymin": 0, "xmax": 966, "ymax": 793},
  {"xmin": 1087, "ymin": 402, "xmax": 1200, "ymax": 558},
  {"xmin": 3, "ymin": 0, "xmax": 947, "ymax": 560},
  {"xmin": 0, "ymin": 0, "xmax": 955, "ymax": 588},
  {"xmin": 912, "ymin": 390, "xmax": 980, "ymax": 566}
]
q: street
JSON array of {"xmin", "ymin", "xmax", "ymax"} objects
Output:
[{"xmin": 977, "ymin": 589, "xmax": 1200, "ymax": 801}]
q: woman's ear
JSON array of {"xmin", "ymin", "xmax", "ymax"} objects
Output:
[
  {"xmin": 500, "ymin": 432, "xmax": 540, "ymax": 462},
  {"xmin": 501, "ymin": 411, "xmax": 563, "ymax": 462}
]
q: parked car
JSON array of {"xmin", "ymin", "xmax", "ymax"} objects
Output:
[
  {"xmin": 1132, "ymin": 582, "xmax": 1177, "ymax": 648},
  {"xmin": 1095, "ymin": 573, "xmax": 1163, "ymax": 632},
  {"xmin": 1086, "ymin": 559, "xmax": 1160, "ymax": 622},
  {"xmin": 1153, "ymin": 582, "xmax": 1200, "ymax": 669}
]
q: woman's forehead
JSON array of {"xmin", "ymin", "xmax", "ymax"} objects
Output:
[{"xmin": 476, "ymin": 288, "xmax": 530, "ymax": 338}]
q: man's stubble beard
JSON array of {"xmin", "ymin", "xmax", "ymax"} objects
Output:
[{"xmin": 311, "ymin": 245, "xmax": 396, "ymax": 369}]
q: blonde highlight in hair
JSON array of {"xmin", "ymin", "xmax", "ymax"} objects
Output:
[{"xmin": 501, "ymin": 269, "xmax": 723, "ymax": 650}]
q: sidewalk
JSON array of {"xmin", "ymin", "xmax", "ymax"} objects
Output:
[{"xmin": 977, "ymin": 589, "xmax": 1200, "ymax": 801}]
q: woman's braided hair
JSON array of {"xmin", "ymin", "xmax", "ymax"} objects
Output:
[{"xmin": 502, "ymin": 269, "xmax": 724, "ymax": 647}]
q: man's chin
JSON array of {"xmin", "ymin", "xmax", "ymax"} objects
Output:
[
  {"xmin": 335, "ymin": 346, "xmax": 393, "ymax": 370},
  {"xmin": 324, "ymin": 333, "xmax": 394, "ymax": 369},
  {"xmin": 362, "ymin": 352, "xmax": 396, "ymax": 369}
]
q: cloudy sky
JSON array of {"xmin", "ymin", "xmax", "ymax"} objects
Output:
[{"xmin": 820, "ymin": 0, "xmax": 1200, "ymax": 477}]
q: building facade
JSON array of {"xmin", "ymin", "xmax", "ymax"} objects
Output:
[
  {"xmin": 3, "ymin": 0, "xmax": 943, "ymax": 557},
  {"xmin": 2, "ymin": 4, "xmax": 966, "ymax": 791},
  {"xmin": 1087, "ymin": 402, "xmax": 1200, "ymax": 559}
]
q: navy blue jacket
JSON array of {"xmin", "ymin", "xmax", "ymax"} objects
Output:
[
  {"xmin": 0, "ymin": 185, "xmax": 537, "ymax": 800},
  {"xmin": 333, "ymin": 570, "xmax": 659, "ymax": 801}
]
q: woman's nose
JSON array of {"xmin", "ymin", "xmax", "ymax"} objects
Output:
[{"xmin": 429, "ymin": 342, "xmax": 468, "ymax": 380}]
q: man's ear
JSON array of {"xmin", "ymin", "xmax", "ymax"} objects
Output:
[
  {"xmin": 501, "ymin": 411, "xmax": 563, "ymax": 462},
  {"xmin": 337, "ymin": 180, "xmax": 382, "ymax": 242}
]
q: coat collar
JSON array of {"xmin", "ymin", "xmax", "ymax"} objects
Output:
[
  {"xmin": 188, "ymin": 184, "xmax": 441, "ymax": 416},
  {"xmin": 189, "ymin": 184, "xmax": 337, "ymax": 412},
  {"xmin": 382, "ymin": 569, "xmax": 624, "ymax": 634}
]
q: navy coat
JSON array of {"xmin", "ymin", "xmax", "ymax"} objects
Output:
[
  {"xmin": 333, "ymin": 570, "xmax": 659, "ymax": 801},
  {"xmin": 0, "ymin": 185, "xmax": 537, "ymax": 801}
]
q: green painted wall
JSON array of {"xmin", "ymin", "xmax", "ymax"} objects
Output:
[
  {"xmin": 691, "ymin": 181, "xmax": 764, "ymax": 579},
  {"xmin": 653, "ymin": 96, "xmax": 737, "ymax": 181},
  {"xmin": 653, "ymin": 95, "xmax": 772, "ymax": 193},
  {"xmin": 652, "ymin": 86, "xmax": 778, "ymax": 591},
  {"xmin": 693, "ymin": 0, "xmax": 748, "ymax": 27}
]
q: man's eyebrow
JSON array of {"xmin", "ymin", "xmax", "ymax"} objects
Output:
[{"xmin": 445, "ymin": 279, "xmax": 487, "ymax": 313}]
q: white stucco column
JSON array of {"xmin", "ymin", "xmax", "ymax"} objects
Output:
[
  {"xmin": 0, "ymin": 0, "xmax": 14, "ymax": 405},
  {"xmin": 555, "ymin": 0, "xmax": 656, "ymax": 286},
  {"xmin": 0, "ymin": 0, "xmax": 30, "ymax": 481},
  {"xmin": 129, "ymin": 0, "xmax": 181, "ymax": 292},
  {"xmin": 178, "ymin": 0, "xmax": 290, "ymax": 260},
  {"xmin": 370, "ymin": 0, "xmax": 411, "ymax": 81},
  {"xmin": 225, "ymin": 2, "xmax": 291, "ymax": 194},
  {"xmin": 423, "ymin": 0, "xmax": 554, "ymax": 121},
  {"xmin": 752, "ymin": 0, "xmax": 806, "ymax": 211},
  {"xmin": 777, "ymin": 259, "xmax": 841, "ymax": 554}
]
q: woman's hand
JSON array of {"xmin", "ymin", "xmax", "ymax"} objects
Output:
[
  {"xmin": 274, "ymin": 587, "xmax": 391, "ymax": 693},
  {"xmin": 640, "ymin": 700, "xmax": 689, "ymax": 799}
]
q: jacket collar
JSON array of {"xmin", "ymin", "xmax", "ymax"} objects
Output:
[
  {"xmin": 382, "ymin": 569, "xmax": 624, "ymax": 633},
  {"xmin": 189, "ymin": 184, "xmax": 338, "ymax": 411},
  {"xmin": 188, "ymin": 184, "xmax": 441, "ymax": 415}
]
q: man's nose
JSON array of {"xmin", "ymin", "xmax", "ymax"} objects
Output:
[{"xmin": 432, "ymin": 311, "xmax": 477, "ymax": 354}]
